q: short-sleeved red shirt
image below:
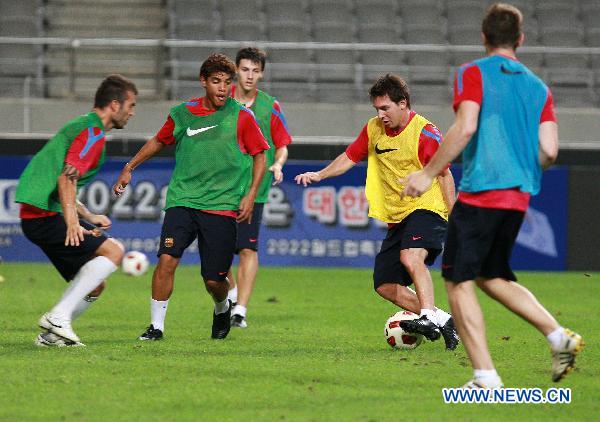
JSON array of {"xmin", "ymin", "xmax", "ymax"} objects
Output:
[
  {"xmin": 154, "ymin": 98, "xmax": 269, "ymax": 217},
  {"xmin": 20, "ymin": 127, "xmax": 106, "ymax": 219}
]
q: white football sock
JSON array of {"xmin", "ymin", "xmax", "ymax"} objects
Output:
[
  {"xmin": 435, "ymin": 308, "xmax": 452, "ymax": 326},
  {"xmin": 51, "ymin": 256, "xmax": 116, "ymax": 319},
  {"xmin": 232, "ymin": 304, "xmax": 247, "ymax": 318},
  {"xmin": 151, "ymin": 299, "xmax": 169, "ymax": 332},
  {"xmin": 474, "ymin": 369, "xmax": 502, "ymax": 387},
  {"xmin": 546, "ymin": 327, "xmax": 565, "ymax": 349},
  {"xmin": 420, "ymin": 308, "xmax": 438, "ymax": 325},
  {"xmin": 214, "ymin": 298, "xmax": 230, "ymax": 315},
  {"xmin": 228, "ymin": 285, "xmax": 238, "ymax": 303},
  {"xmin": 71, "ymin": 295, "xmax": 98, "ymax": 320}
]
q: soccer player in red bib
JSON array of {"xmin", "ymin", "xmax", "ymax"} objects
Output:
[
  {"xmin": 226, "ymin": 47, "xmax": 293, "ymax": 328},
  {"xmin": 16, "ymin": 74, "xmax": 138, "ymax": 346},
  {"xmin": 402, "ymin": 3, "xmax": 583, "ymax": 388},
  {"xmin": 296, "ymin": 74, "xmax": 459, "ymax": 350},
  {"xmin": 113, "ymin": 54, "xmax": 269, "ymax": 340}
]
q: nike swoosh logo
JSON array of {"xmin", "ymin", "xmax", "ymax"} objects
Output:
[
  {"xmin": 500, "ymin": 64, "xmax": 523, "ymax": 75},
  {"xmin": 375, "ymin": 144, "xmax": 397, "ymax": 154},
  {"xmin": 186, "ymin": 125, "xmax": 218, "ymax": 137},
  {"xmin": 412, "ymin": 236, "xmax": 422, "ymax": 241}
]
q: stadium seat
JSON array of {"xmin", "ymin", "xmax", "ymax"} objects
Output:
[
  {"xmin": 175, "ymin": 20, "xmax": 219, "ymax": 40},
  {"xmin": 398, "ymin": 0, "xmax": 443, "ymax": 27},
  {"xmin": 317, "ymin": 82, "xmax": 359, "ymax": 103},
  {"xmin": 0, "ymin": 0, "xmax": 40, "ymax": 18},
  {"xmin": 404, "ymin": 24, "xmax": 451, "ymax": 83},
  {"xmin": 446, "ymin": 0, "xmax": 487, "ymax": 27},
  {"xmin": 313, "ymin": 23, "xmax": 356, "ymax": 82},
  {"xmin": 268, "ymin": 81, "xmax": 316, "ymax": 103},
  {"xmin": 409, "ymin": 83, "xmax": 453, "ymax": 106},
  {"xmin": 550, "ymin": 86, "xmax": 597, "ymax": 107},
  {"xmin": 536, "ymin": 3, "xmax": 580, "ymax": 29},
  {"xmin": 357, "ymin": 25, "xmax": 405, "ymax": 83},
  {"xmin": 310, "ymin": 0, "xmax": 353, "ymax": 24},
  {"xmin": 267, "ymin": 22, "xmax": 313, "ymax": 82},
  {"xmin": 264, "ymin": 0, "xmax": 306, "ymax": 24},
  {"xmin": 355, "ymin": 0, "xmax": 397, "ymax": 27},
  {"xmin": 0, "ymin": 16, "xmax": 40, "ymax": 37},
  {"xmin": 172, "ymin": 0, "xmax": 215, "ymax": 22},
  {"xmin": 448, "ymin": 24, "xmax": 485, "ymax": 66},
  {"xmin": 222, "ymin": 20, "xmax": 263, "ymax": 41},
  {"xmin": 219, "ymin": 0, "xmax": 260, "ymax": 22}
]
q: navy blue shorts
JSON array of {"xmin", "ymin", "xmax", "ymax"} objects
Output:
[
  {"xmin": 21, "ymin": 215, "xmax": 109, "ymax": 281},
  {"xmin": 373, "ymin": 209, "xmax": 447, "ymax": 289},
  {"xmin": 236, "ymin": 202, "xmax": 264, "ymax": 252},
  {"xmin": 442, "ymin": 201, "xmax": 524, "ymax": 283},
  {"xmin": 158, "ymin": 207, "xmax": 236, "ymax": 282}
]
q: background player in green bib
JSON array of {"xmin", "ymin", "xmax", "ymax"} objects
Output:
[
  {"xmin": 226, "ymin": 47, "xmax": 293, "ymax": 328},
  {"xmin": 16, "ymin": 74, "xmax": 138, "ymax": 346},
  {"xmin": 113, "ymin": 54, "xmax": 269, "ymax": 340}
]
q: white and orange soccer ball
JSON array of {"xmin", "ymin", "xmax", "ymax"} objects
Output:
[
  {"xmin": 121, "ymin": 251, "xmax": 150, "ymax": 276},
  {"xmin": 384, "ymin": 311, "xmax": 424, "ymax": 350}
]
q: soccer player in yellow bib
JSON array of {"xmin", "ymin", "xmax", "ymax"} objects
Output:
[{"xmin": 295, "ymin": 74, "xmax": 459, "ymax": 349}]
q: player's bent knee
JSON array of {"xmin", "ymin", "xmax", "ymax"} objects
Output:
[
  {"xmin": 95, "ymin": 238, "xmax": 125, "ymax": 266},
  {"xmin": 156, "ymin": 254, "xmax": 179, "ymax": 274}
]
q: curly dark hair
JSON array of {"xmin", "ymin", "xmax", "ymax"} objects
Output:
[
  {"xmin": 482, "ymin": 3, "xmax": 523, "ymax": 50},
  {"xmin": 199, "ymin": 53, "xmax": 236, "ymax": 79},
  {"xmin": 369, "ymin": 74, "xmax": 410, "ymax": 108}
]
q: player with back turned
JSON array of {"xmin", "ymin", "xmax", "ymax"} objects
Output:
[{"xmin": 401, "ymin": 3, "xmax": 584, "ymax": 388}]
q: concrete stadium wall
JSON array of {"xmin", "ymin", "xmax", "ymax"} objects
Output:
[{"xmin": 2, "ymin": 99, "xmax": 600, "ymax": 143}]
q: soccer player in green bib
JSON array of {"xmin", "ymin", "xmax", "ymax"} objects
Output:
[
  {"xmin": 113, "ymin": 54, "xmax": 269, "ymax": 340},
  {"xmin": 16, "ymin": 74, "xmax": 138, "ymax": 346},
  {"xmin": 226, "ymin": 47, "xmax": 293, "ymax": 328}
]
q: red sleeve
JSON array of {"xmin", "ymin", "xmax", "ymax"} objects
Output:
[
  {"xmin": 540, "ymin": 89, "xmax": 557, "ymax": 123},
  {"xmin": 418, "ymin": 123, "xmax": 451, "ymax": 170},
  {"xmin": 155, "ymin": 116, "xmax": 176, "ymax": 145},
  {"xmin": 65, "ymin": 127, "xmax": 106, "ymax": 176},
  {"xmin": 345, "ymin": 124, "xmax": 369, "ymax": 163},
  {"xmin": 237, "ymin": 108, "xmax": 270, "ymax": 155},
  {"xmin": 270, "ymin": 101, "xmax": 292, "ymax": 148},
  {"xmin": 453, "ymin": 63, "xmax": 482, "ymax": 112}
]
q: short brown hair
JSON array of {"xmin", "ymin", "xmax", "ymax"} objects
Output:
[
  {"xmin": 369, "ymin": 74, "xmax": 411, "ymax": 108},
  {"xmin": 482, "ymin": 3, "xmax": 523, "ymax": 50},
  {"xmin": 236, "ymin": 47, "xmax": 267, "ymax": 71},
  {"xmin": 94, "ymin": 74, "xmax": 137, "ymax": 108},
  {"xmin": 199, "ymin": 53, "xmax": 236, "ymax": 79}
]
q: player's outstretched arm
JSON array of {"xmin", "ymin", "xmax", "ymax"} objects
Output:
[
  {"xmin": 113, "ymin": 136, "xmax": 164, "ymax": 196},
  {"xmin": 294, "ymin": 152, "xmax": 356, "ymax": 187},
  {"xmin": 269, "ymin": 146, "xmax": 288, "ymax": 185}
]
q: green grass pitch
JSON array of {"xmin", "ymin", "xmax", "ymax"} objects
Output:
[{"xmin": 0, "ymin": 264, "xmax": 597, "ymax": 420}]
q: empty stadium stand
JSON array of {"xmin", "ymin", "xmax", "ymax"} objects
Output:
[{"xmin": 0, "ymin": 0, "xmax": 598, "ymax": 106}]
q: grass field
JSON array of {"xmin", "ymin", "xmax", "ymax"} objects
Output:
[{"xmin": 0, "ymin": 264, "xmax": 597, "ymax": 420}]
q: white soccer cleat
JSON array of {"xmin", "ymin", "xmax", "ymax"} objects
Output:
[
  {"xmin": 231, "ymin": 314, "xmax": 247, "ymax": 328},
  {"xmin": 38, "ymin": 312, "xmax": 81, "ymax": 344},
  {"xmin": 460, "ymin": 378, "xmax": 503, "ymax": 389},
  {"xmin": 34, "ymin": 332, "xmax": 85, "ymax": 347},
  {"xmin": 551, "ymin": 328, "xmax": 584, "ymax": 382}
]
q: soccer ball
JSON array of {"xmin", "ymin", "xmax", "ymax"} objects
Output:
[
  {"xmin": 384, "ymin": 311, "xmax": 424, "ymax": 350},
  {"xmin": 121, "ymin": 251, "xmax": 150, "ymax": 276}
]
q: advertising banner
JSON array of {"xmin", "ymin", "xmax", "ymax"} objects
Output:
[{"xmin": 0, "ymin": 157, "xmax": 567, "ymax": 270}]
